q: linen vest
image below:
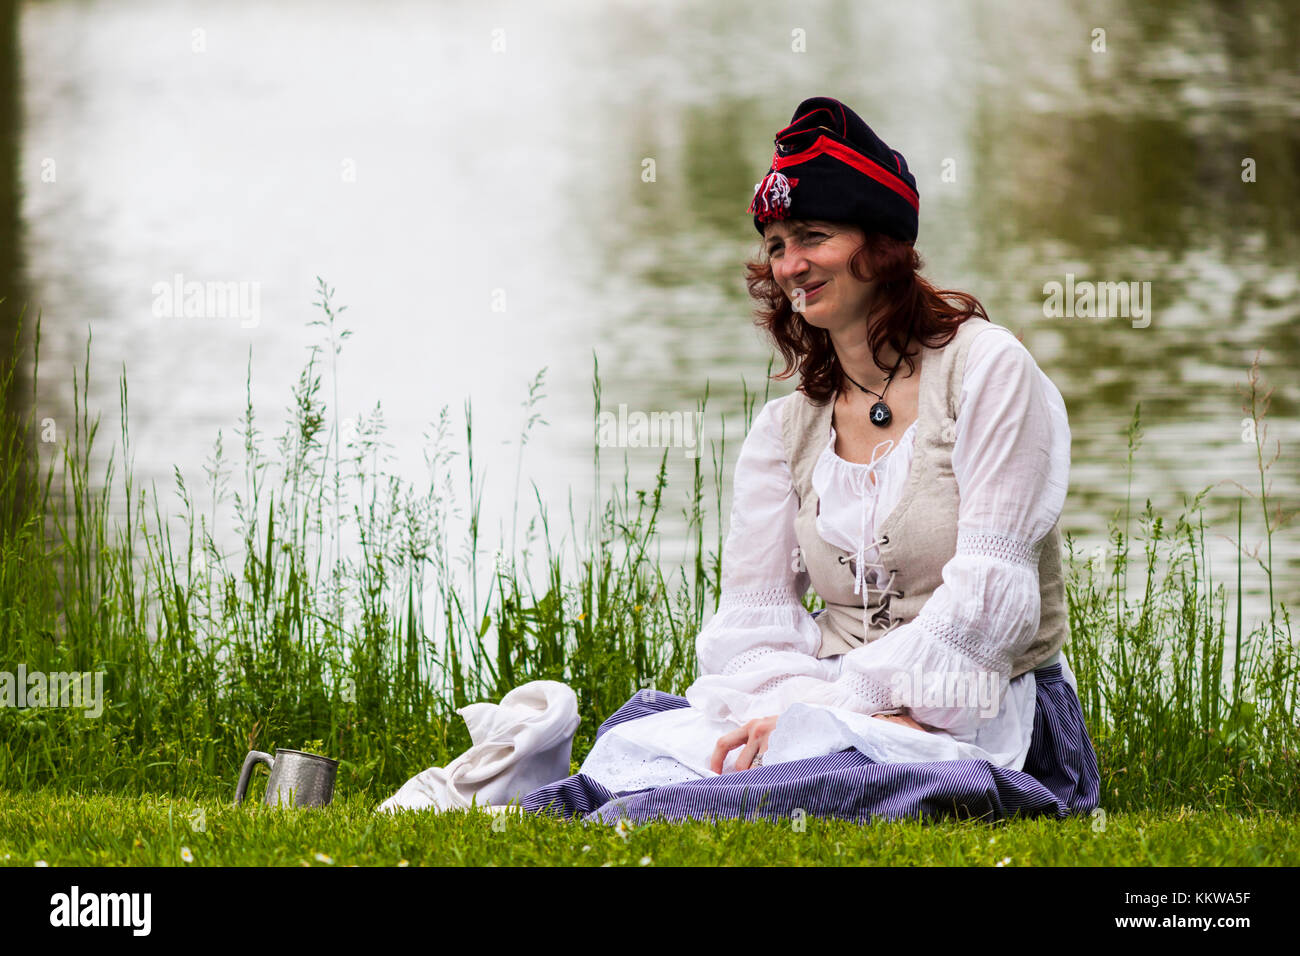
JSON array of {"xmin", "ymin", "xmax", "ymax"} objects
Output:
[{"xmin": 780, "ymin": 316, "xmax": 1069, "ymax": 679}]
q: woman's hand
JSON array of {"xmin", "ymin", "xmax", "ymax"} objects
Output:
[
  {"xmin": 710, "ymin": 715, "xmax": 780, "ymax": 773},
  {"xmin": 872, "ymin": 712, "xmax": 927, "ymax": 731},
  {"xmin": 711, "ymin": 711, "xmax": 925, "ymax": 774}
]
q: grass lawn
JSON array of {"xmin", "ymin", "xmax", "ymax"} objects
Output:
[{"xmin": 0, "ymin": 788, "xmax": 1295, "ymax": 867}]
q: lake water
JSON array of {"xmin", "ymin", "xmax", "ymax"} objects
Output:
[{"xmin": 3, "ymin": 0, "xmax": 1297, "ymax": 631}]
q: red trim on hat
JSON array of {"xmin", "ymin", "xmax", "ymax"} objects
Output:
[
  {"xmin": 773, "ymin": 135, "xmax": 919, "ymax": 211},
  {"xmin": 775, "ymin": 106, "xmax": 838, "ymax": 140}
]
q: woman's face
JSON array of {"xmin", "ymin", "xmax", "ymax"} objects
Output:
[{"xmin": 763, "ymin": 219, "xmax": 875, "ymax": 330}]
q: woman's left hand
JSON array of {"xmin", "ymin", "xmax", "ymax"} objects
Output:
[{"xmin": 711, "ymin": 715, "xmax": 780, "ymax": 773}]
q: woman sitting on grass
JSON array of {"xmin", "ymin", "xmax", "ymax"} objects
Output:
[{"xmin": 382, "ymin": 95, "xmax": 1101, "ymax": 824}]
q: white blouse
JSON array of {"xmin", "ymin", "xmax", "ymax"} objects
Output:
[{"xmin": 576, "ymin": 329, "xmax": 1076, "ymax": 791}]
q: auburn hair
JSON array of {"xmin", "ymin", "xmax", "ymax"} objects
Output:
[{"xmin": 744, "ymin": 226, "xmax": 989, "ymax": 405}]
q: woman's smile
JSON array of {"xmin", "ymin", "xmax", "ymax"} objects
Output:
[{"xmin": 802, "ymin": 280, "xmax": 827, "ymax": 301}]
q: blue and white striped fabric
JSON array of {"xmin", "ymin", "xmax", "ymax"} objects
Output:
[{"xmin": 520, "ymin": 662, "xmax": 1100, "ymax": 824}]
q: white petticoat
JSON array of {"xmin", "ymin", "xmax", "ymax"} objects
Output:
[{"xmin": 577, "ymin": 652, "xmax": 1076, "ymax": 793}]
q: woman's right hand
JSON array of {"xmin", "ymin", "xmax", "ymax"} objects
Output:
[{"xmin": 872, "ymin": 712, "xmax": 927, "ymax": 731}]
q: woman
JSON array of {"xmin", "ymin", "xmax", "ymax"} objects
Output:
[{"xmin": 381, "ymin": 96, "xmax": 1101, "ymax": 824}]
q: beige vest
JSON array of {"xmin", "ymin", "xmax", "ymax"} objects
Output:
[{"xmin": 780, "ymin": 316, "xmax": 1069, "ymax": 679}]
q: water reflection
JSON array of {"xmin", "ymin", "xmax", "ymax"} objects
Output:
[
  {"xmin": 5, "ymin": 0, "xmax": 1297, "ymax": 627},
  {"xmin": 0, "ymin": 0, "xmax": 27, "ymax": 362}
]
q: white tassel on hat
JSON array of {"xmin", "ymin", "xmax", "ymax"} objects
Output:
[{"xmin": 749, "ymin": 170, "xmax": 799, "ymax": 222}]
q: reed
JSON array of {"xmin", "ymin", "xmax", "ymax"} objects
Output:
[{"xmin": 0, "ymin": 284, "xmax": 1294, "ymax": 813}]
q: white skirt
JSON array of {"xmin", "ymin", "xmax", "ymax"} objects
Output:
[{"xmin": 577, "ymin": 652, "xmax": 1074, "ymax": 794}]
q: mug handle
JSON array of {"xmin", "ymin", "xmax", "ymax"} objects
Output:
[{"xmin": 233, "ymin": 750, "xmax": 275, "ymax": 806}]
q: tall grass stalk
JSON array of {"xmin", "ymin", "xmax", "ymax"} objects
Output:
[{"xmin": 0, "ymin": 289, "xmax": 1295, "ymax": 813}]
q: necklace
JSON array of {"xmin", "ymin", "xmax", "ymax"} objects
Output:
[{"xmin": 839, "ymin": 328, "xmax": 914, "ymax": 428}]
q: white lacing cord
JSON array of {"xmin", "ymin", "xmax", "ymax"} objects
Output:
[
  {"xmin": 839, "ymin": 532, "xmax": 905, "ymax": 639},
  {"xmin": 843, "ymin": 440, "xmax": 905, "ymax": 638}
]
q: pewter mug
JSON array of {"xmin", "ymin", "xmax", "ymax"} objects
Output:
[{"xmin": 233, "ymin": 748, "xmax": 338, "ymax": 808}]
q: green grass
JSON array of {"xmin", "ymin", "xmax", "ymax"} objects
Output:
[
  {"xmin": 0, "ymin": 278, "xmax": 1297, "ymax": 837},
  {"xmin": 0, "ymin": 788, "xmax": 1294, "ymax": 866}
]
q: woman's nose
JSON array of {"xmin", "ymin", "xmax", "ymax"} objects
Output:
[{"xmin": 776, "ymin": 248, "xmax": 809, "ymax": 288}]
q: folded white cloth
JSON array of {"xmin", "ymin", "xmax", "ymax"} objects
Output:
[{"xmin": 376, "ymin": 680, "xmax": 580, "ymax": 814}]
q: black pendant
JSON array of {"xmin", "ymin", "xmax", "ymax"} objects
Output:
[{"xmin": 869, "ymin": 401, "xmax": 893, "ymax": 427}]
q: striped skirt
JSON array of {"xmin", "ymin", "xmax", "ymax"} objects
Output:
[{"xmin": 520, "ymin": 662, "xmax": 1101, "ymax": 825}]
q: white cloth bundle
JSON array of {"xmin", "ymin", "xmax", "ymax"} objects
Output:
[{"xmin": 377, "ymin": 680, "xmax": 580, "ymax": 813}]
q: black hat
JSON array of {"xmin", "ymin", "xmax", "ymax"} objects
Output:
[{"xmin": 747, "ymin": 96, "xmax": 919, "ymax": 242}]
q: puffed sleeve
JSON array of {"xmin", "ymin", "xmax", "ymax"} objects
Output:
[
  {"xmin": 683, "ymin": 395, "xmax": 842, "ymax": 725},
  {"xmin": 791, "ymin": 329, "xmax": 1071, "ymax": 739}
]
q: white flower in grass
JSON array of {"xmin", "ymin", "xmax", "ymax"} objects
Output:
[
  {"xmin": 995, "ymin": 856, "xmax": 1011, "ymax": 867},
  {"xmin": 581, "ymin": 845, "xmax": 591, "ymax": 853},
  {"xmin": 639, "ymin": 856, "xmax": 652, "ymax": 866},
  {"xmin": 397, "ymin": 859, "xmax": 409, "ymax": 867},
  {"xmin": 35, "ymin": 860, "xmax": 48, "ymax": 867},
  {"xmin": 314, "ymin": 852, "xmax": 334, "ymax": 865},
  {"xmin": 180, "ymin": 846, "xmax": 194, "ymax": 863},
  {"xmin": 614, "ymin": 818, "xmax": 631, "ymax": 840}
]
